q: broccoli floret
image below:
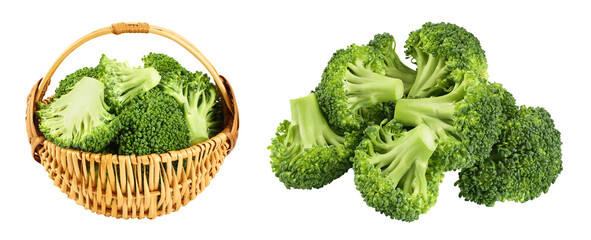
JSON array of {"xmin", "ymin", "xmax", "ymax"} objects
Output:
[
  {"xmin": 97, "ymin": 55, "xmax": 161, "ymax": 113},
  {"xmin": 404, "ymin": 22, "xmax": 488, "ymax": 98},
  {"xmin": 143, "ymin": 53, "xmax": 222, "ymax": 145},
  {"xmin": 37, "ymin": 77, "xmax": 120, "ymax": 152},
  {"xmin": 269, "ymin": 93, "xmax": 361, "ymax": 189},
  {"xmin": 54, "ymin": 67, "xmax": 99, "ymax": 99},
  {"xmin": 456, "ymin": 106, "xmax": 562, "ymax": 206},
  {"xmin": 393, "ymin": 74, "xmax": 503, "ymax": 172},
  {"xmin": 142, "ymin": 52, "xmax": 193, "ymax": 75},
  {"xmin": 353, "ymin": 120, "xmax": 444, "ymax": 222},
  {"xmin": 117, "ymin": 88, "xmax": 191, "ymax": 156},
  {"xmin": 368, "ymin": 33, "xmax": 417, "ymax": 93},
  {"xmin": 316, "ymin": 44, "xmax": 405, "ymax": 133}
]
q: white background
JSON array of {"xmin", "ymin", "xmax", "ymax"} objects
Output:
[{"xmin": 2, "ymin": 0, "xmax": 589, "ymax": 239}]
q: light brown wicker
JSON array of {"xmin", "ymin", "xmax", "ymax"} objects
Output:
[{"xmin": 25, "ymin": 22, "xmax": 239, "ymax": 219}]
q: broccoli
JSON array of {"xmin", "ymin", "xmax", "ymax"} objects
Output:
[
  {"xmin": 393, "ymin": 74, "xmax": 505, "ymax": 172},
  {"xmin": 97, "ymin": 55, "xmax": 161, "ymax": 113},
  {"xmin": 456, "ymin": 106, "xmax": 562, "ymax": 206},
  {"xmin": 269, "ymin": 93, "xmax": 361, "ymax": 189},
  {"xmin": 117, "ymin": 88, "xmax": 191, "ymax": 156},
  {"xmin": 368, "ymin": 33, "xmax": 417, "ymax": 94},
  {"xmin": 142, "ymin": 53, "xmax": 222, "ymax": 145},
  {"xmin": 315, "ymin": 44, "xmax": 405, "ymax": 133},
  {"xmin": 404, "ymin": 22, "xmax": 488, "ymax": 98},
  {"xmin": 37, "ymin": 77, "xmax": 120, "ymax": 153},
  {"xmin": 352, "ymin": 120, "xmax": 444, "ymax": 222},
  {"xmin": 54, "ymin": 67, "xmax": 99, "ymax": 99}
]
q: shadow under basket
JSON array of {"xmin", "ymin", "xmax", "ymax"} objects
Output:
[{"xmin": 25, "ymin": 22, "xmax": 239, "ymax": 219}]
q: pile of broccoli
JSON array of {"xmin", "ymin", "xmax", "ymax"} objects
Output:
[
  {"xmin": 37, "ymin": 53, "xmax": 223, "ymax": 155},
  {"xmin": 269, "ymin": 22, "xmax": 562, "ymax": 222}
]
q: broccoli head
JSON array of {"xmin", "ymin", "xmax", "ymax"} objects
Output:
[
  {"xmin": 37, "ymin": 77, "xmax": 120, "ymax": 153},
  {"xmin": 352, "ymin": 120, "xmax": 444, "ymax": 222},
  {"xmin": 97, "ymin": 55, "xmax": 161, "ymax": 113},
  {"xmin": 393, "ymin": 74, "xmax": 503, "ymax": 172},
  {"xmin": 117, "ymin": 88, "xmax": 191, "ymax": 156},
  {"xmin": 269, "ymin": 93, "xmax": 361, "ymax": 189},
  {"xmin": 456, "ymin": 106, "xmax": 563, "ymax": 206},
  {"xmin": 368, "ymin": 32, "xmax": 417, "ymax": 93},
  {"xmin": 142, "ymin": 52, "xmax": 193, "ymax": 75},
  {"xmin": 404, "ymin": 22, "xmax": 488, "ymax": 98},
  {"xmin": 315, "ymin": 44, "xmax": 405, "ymax": 133},
  {"xmin": 143, "ymin": 53, "xmax": 222, "ymax": 145}
]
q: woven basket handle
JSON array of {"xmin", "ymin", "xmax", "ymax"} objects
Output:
[
  {"xmin": 26, "ymin": 22, "xmax": 239, "ymax": 162},
  {"xmin": 35, "ymin": 22, "xmax": 233, "ymax": 114}
]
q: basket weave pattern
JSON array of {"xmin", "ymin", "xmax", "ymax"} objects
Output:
[{"xmin": 25, "ymin": 23, "xmax": 239, "ymax": 219}]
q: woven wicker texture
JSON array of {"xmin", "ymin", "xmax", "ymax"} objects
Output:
[{"xmin": 25, "ymin": 23, "xmax": 239, "ymax": 219}]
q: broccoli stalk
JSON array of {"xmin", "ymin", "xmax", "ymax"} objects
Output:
[
  {"xmin": 185, "ymin": 80, "xmax": 221, "ymax": 144},
  {"xmin": 270, "ymin": 93, "xmax": 360, "ymax": 189},
  {"xmin": 345, "ymin": 58, "xmax": 404, "ymax": 112},
  {"xmin": 54, "ymin": 67, "xmax": 98, "ymax": 99},
  {"xmin": 98, "ymin": 55, "xmax": 161, "ymax": 113},
  {"xmin": 393, "ymin": 75, "xmax": 503, "ymax": 172},
  {"xmin": 316, "ymin": 44, "xmax": 405, "ymax": 133},
  {"xmin": 289, "ymin": 93, "xmax": 344, "ymax": 147},
  {"xmin": 368, "ymin": 33, "xmax": 417, "ymax": 93},
  {"xmin": 394, "ymin": 80, "xmax": 466, "ymax": 131},
  {"xmin": 37, "ymin": 77, "xmax": 120, "ymax": 153},
  {"xmin": 407, "ymin": 49, "xmax": 447, "ymax": 98},
  {"xmin": 353, "ymin": 120, "xmax": 443, "ymax": 222},
  {"xmin": 368, "ymin": 124, "xmax": 436, "ymax": 194}
]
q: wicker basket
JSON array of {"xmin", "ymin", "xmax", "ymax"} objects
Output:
[{"xmin": 25, "ymin": 22, "xmax": 239, "ymax": 219}]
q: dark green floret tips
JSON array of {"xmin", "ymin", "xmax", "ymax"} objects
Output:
[{"xmin": 456, "ymin": 106, "xmax": 562, "ymax": 206}]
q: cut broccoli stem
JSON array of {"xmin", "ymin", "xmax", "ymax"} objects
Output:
[
  {"xmin": 395, "ymin": 80, "xmax": 467, "ymax": 129},
  {"xmin": 115, "ymin": 67, "xmax": 161, "ymax": 104},
  {"xmin": 369, "ymin": 124, "xmax": 437, "ymax": 196},
  {"xmin": 367, "ymin": 32, "xmax": 417, "ymax": 94},
  {"xmin": 386, "ymin": 67, "xmax": 417, "ymax": 94},
  {"xmin": 408, "ymin": 48, "xmax": 447, "ymax": 98},
  {"xmin": 290, "ymin": 93, "xmax": 345, "ymax": 147},
  {"xmin": 384, "ymin": 58, "xmax": 417, "ymax": 94},
  {"xmin": 394, "ymin": 100, "xmax": 455, "ymax": 127},
  {"xmin": 345, "ymin": 60, "xmax": 404, "ymax": 112}
]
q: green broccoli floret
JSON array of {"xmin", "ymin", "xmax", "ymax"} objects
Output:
[
  {"xmin": 54, "ymin": 67, "xmax": 99, "ymax": 99},
  {"xmin": 142, "ymin": 53, "xmax": 222, "ymax": 145},
  {"xmin": 269, "ymin": 93, "xmax": 361, "ymax": 189},
  {"xmin": 368, "ymin": 33, "xmax": 417, "ymax": 93},
  {"xmin": 352, "ymin": 120, "xmax": 444, "ymax": 222},
  {"xmin": 37, "ymin": 77, "xmax": 120, "ymax": 153},
  {"xmin": 142, "ymin": 52, "xmax": 193, "ymax": 76},
  {"xmin": 456, "ymin": 106, "xmax": 562, "ymax": 206},
  {"xmin": 393, "ymin": 74, "xmax": 503, "ymax": 172},
  {"xmin": 404, "ymin": 22, "xmax": 488, "ymax": 98},
  {"xmin": 97, "ymin": 55, "xmax": 161, "ymax": 113},
  {"xmin": 117, "ymin": 88, "xmax": 191, "ymax": 156},
  {"xmin": 315, "ymin": 44, "xmax": 405, "ymax": 133}
]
